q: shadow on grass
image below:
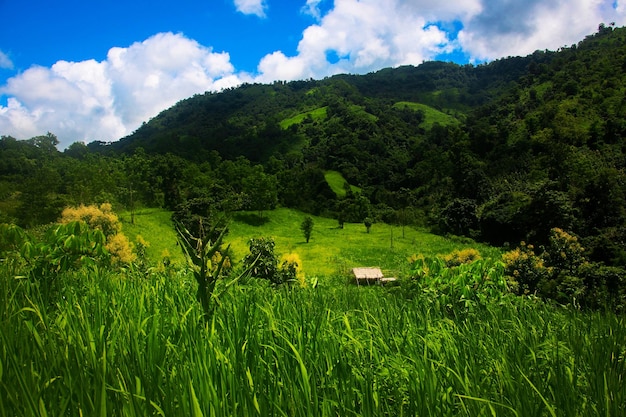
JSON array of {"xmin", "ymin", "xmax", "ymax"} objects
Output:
[{"xmin": 233, "ymin": 212, "xmax": 271, "ymax": 227}]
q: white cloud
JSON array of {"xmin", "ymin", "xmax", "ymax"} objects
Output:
[
  {"xmin": 2, "ymin": 0, "xmax": 626, "ymax": 148},
  {"xmin": 256, "ymin": 0, "xmax": 456, "ymax": 82},
  {"xmin": 234, "ymin": 0, "xmax": 267, "ymax": 17},
  {"xmin": 0, "ymin": 51, "xmax": 13, "ymax": 70},
  {"xmin": 0, "ymin": 32, "xmax": 245, "ymax": 149},
  {"xmin": 458, "ymin": 0, "xmax": 626, "ymax": 61},
  {"xmin": 301, "ymin": 0, "xmax": 324, "ymax": 20},
  {"xmin": 257, "ymin": 0, "xmax": 626, "ymax": 81}
]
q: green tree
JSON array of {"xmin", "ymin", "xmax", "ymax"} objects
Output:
[
  {"xmin": 242, "ymin": 165, "xmax": 278, "ymax": 218},
  {"xmin": 300, "ymin": 216, "xmax": 314, "ymax": 243},
  {"xmin": 242, "ymin": 237, "xmax": 281, "ymax": 284},
  {"xmin": 364, "ymin": 217, "xmax": 373, "ymax": 233}
]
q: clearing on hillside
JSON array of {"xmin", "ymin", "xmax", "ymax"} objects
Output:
[
  {"xmin": 393, "ymin": 101, "xmax": 460, "ymax": 129},
  {"xmin": 324, "ymin": 170, "xmax": 361, "ymax": 197}
]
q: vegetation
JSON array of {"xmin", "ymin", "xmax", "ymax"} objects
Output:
[
  {"xmin": 301, "ymin": 216, "xmax": 314, "ymax": 243},
  {"xmin": 0, "ymin": 217, "xmax": 624, "ymax": 415},
  {"xmin": 1, "ymin": 25, "xmax": 626, "ymax": 415}
]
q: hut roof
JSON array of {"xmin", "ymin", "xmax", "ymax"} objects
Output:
[{"xmin": 352, "ymin": 267, "xmax": 384, "ymax": 279}]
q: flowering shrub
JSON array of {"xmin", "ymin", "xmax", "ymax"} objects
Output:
[
  {"xmin": 60, "ymin": 203, "xmax": 135, "ymax": 264},
  {"xmin": 441, "ymin": 248, "xmax": 482, "ymax": 267},
  {"xmin": 502, "ymin": 228, "xmax": 587, "ymax": 304},
  {"xmin": 280, "ymin": 253, "xmax": 305, "ymax": 287},
  {"xmin": 60, "ymin": 203, "xmax": 121, "ymax": 237},
  {"xmin": 502, "ymin": 242, "xmax": 550, "ymax": 295}
]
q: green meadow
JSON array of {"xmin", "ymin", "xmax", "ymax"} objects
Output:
[
  {"xmin": 393, "ymin": 101, "xmax": 460, "ymax": 129},
  {"xmin": 279, "ymin": 106, "xmax": 328, "ymax": 129},
  {"xmin": 1, "ymin": 208, "xmax": 624, "ymax": 416},
  {"xmin": 323, "ymin": 170, "xmax": 362, "ymax": 198}
]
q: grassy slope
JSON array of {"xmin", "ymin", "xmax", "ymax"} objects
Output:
[
  {"xmin": 120, "ymin": 207, "xmax": 500, "ymax": 279},
  {"xmin": 120, "ymin": 208, "xmax": 186, "ymax": 266},
  {"xmin": 228, "ymin": 208, "xmax": 500, "ymax": 280},
  {"xmin": 323, "ymin": 170, "xmax": 362, "ymax": 197},
  {"xmin": 279, "ymin": 106, "xmax": 328, "ymax": 129},
  {"xmin": 394, "ymin": 101, "xmax": 460, "ymax": 129}
]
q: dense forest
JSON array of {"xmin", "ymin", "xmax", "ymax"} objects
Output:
[{"xmin": 2, "ymin": 24, "xmax": 626, "ymax": 307}]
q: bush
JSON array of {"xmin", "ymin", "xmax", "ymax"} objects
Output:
[
  {"xmin": 279, "ymin": 253, "xmax": 305, "ymax": 287},
  {"xmin": 60, "ymin": 203, "xmax": 135, "ymax": 264},
  {"xmin": 502, "ymin": 228, "xmax": 588, "ymax": 305},
  {"xmin": 440, "ymin": 248, "xmax": 482, "ymax": 267},
  {"xmin": 242, "ymin": 237, "xmax": 303, "ymax": 286}
]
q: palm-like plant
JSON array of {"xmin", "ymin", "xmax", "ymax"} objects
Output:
[{"xmin": 175, "ymin": 221, "xmax": 243, "ymax": 321}]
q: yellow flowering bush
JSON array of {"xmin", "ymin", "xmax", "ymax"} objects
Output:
[
  {"xmin": 441, "ymin": 248, "xmax": 481, "ymax": 267},
  {"xmin": 502, "ymin": 229, "xmax": 587, "ymax": 302},
  {"xmin": 61, "ymin": 203, "xmax": 121, "ymax": 236},
  {"xmin": 105, "ymin": 233, "xmax": 136, "ymax": 264},
  {"xmin": 280, "ymin": 252, "xmax": 305, "ymax": 287},
  {"xmin": 60, "ymin": 203, "xmax": 135, "ymax": 265}
]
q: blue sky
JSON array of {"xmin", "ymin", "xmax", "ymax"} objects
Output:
[{"xmin": 1, "ymin": 0, "xmax": 625, "ymax": 149}]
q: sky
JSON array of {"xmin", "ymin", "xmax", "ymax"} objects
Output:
[{"xmin": 1, "ymin": 0, "xmax": 625, "ymax": 149}]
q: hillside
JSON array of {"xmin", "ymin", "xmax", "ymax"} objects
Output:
[{"xmin": 1, "ymin": 26, "xmax": 626, "ymax": 296}]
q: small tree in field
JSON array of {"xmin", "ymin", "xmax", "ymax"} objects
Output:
[
  {"xmin": 301, "ymin": 216, "xmax": 314, "ymax": 243},
  {"xmin": 364, "ymin": 217, "xmax": 373, "ymax": 233}
]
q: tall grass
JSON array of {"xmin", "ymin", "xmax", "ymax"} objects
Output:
[{"xmin": 1, "ymin": 260, "xmax": 624, "ymax": 416}]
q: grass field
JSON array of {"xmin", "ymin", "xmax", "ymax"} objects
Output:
[
  {"xmin": 279, "ymin": 106, "xmax": 328, "ymax": 129},
  {"xmin": 393, "ymin": 101, "xmax": 460, "ymax": 129},
  {"xmin": 323, "ymin": 170, "xmax": 361, "ymax": 198},
  {"xmin": 120, "ymin": 207, "xmax": 500, "ymax": 280},
  {"xmin": 228, "ymin": 208, "xmax": 500, "ymax": 280}
]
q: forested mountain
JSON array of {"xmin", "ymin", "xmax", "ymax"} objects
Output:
[{"xmin": 2, "ymin": 24, "xmax": 626, "ymax": 271}]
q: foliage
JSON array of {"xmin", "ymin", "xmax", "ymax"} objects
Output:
[
  {"xmin": 241, "ymin": 236, "xmax": 304, "ymax": 285},
  {"xmin": 242, "ymin": 237, "xmax": 279, "ymax": 283},
  {"xmin": 440, "ymin": 248, "xmax": 482, "ymax": 267},
  {"xmin": 364, "ymin": 217, "xmax": 373, "ymax": 233},
  {"xmin": 300, "ymin": 216, "xmax": 314, "ymax": 243},
  {"xmin": 1, "ymin": 259, "xmax": 625, "ymax": 416},
  {"xmin": 405, "ymin": 255, "xmax": 511, "ymax": 314},
  {"xmin": 60, "ymin": 203, "xmax": 135, "ymax": 264},
  {"xmin": 175, "ymin": 221, "xmax": 234, "ymax": 320},
  {"xmin": 279, "ymin": 252, "xmax": 305, "ymax": 287},
  {"xmin": 501, "ymin": 228, "xmax": 625, "ymax": 309},
  {"xmin": 1, "ymin": 221, "xmax": 110, "ymax": 286}
]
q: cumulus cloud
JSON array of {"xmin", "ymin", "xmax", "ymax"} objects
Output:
[
  {"xmin": 256, "ymin": 0, "xmax": 625, "ymax": 81},
  {"xmin": 2, "ymin": 0, "xmax": 625, "ymax": 148},
  {"xmin": 234, "ymin": 0, "xmax": 267, "ymax": 17},
  {"xmin": 257, "ymin": 0, "xmax": 456, "ymax": 82},
  {"xmin": 0, "ymin": 32, "xmax": 245, "ymax": 149},
  {"xmin": 0, "ymin": 51, "xmax": 13, "ymax": 70},
  {"xmin": 301, "ymin": 0, "xmax": 325, "ymax": 20},
  {"xmin": 458, "ymin": 0, "xmax": 626, "ymax": 61}
]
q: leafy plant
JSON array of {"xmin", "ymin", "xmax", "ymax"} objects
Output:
[
  {"xmin": 25, "ymin": 221, "xmax": 110, "ymax": 285},
  {"xmin": 175, "ymin": 221, "xmax": 237, "ymax": 321},
  {"xmin": 242, "ymin": 237, "xmax": 280, "ymax": 284},
  {"xmin": 300, "ymin": 216, "xmax": 314, "ymax": 243},
  {"xmin": 364, "ymin": 217, "xmax": 373, "ymax": 233},
  {"xmin": 60, "ymin": 203, "xmax": 135, "ymax": 264}
]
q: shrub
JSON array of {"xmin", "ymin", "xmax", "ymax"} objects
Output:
[
  {"xmin": 502, "ymin": 228, "xmax": 588, "ymax": 304},
  {"xmin": 60, "ymin": 203, "xmax": 121, "ymax": 236},
  {"xmin": 242, "ymin": 237, "xmax": 303, "ymax": 286},
  {"xmin": 279, "ymin": 253, "xmax": 305, "ymax": 287},
  {"xmin": 440, "ymin": 248, "xmax": 481, "ymax": 267},
  {"xmin": 60, "ymin": 203, "xmax": 135, "ymax": 264},
  {"xmin": 300, "ymin": 216, "xmax": 314, "ymax": 243},
  {"xmin": 502, "ymin": 242, "xmax": 550, "ymax": 295}
]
